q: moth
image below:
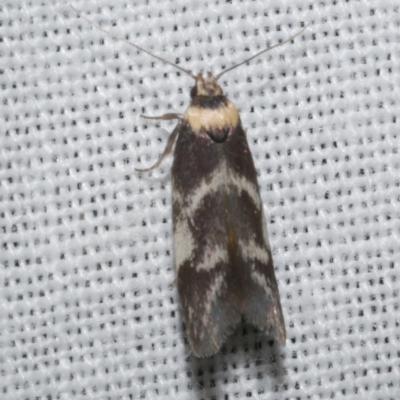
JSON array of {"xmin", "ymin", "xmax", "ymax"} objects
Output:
[{"xmin": 72, "ymin": 6, "xmax": 308, "ymax": 358}]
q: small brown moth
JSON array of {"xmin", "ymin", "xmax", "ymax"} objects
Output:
[{"xmin": 71, "ymin": 6, "xmax": 308, "ymax": 357}]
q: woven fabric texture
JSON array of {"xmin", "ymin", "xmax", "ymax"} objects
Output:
[{"xmin": 1, "ymin": 0, "xmax": 399, "ymax": 399}]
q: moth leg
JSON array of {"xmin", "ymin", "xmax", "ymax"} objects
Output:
[
  {"xmin": 141, "ymin": 113, "xmax": 182, "ymax": 121},
  {"xmin": 135, "ymin": 124, "xmax": 181, "ymax": 172}
]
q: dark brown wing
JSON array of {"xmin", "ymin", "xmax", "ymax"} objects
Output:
[{"xmin": 172, "ymin": 119, "xmax": 285, "ymax": 357}]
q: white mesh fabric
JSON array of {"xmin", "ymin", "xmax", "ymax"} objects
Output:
[{"xmin": 1, "ymin": 0, "xmax": 399, "ymax": 399}]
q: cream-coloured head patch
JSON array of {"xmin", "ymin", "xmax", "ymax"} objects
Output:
[
  {"xmin": 184, "ymin": 100, "xmax": 239, "ymax": 133},
  {"xmin": 194, "ymin": 72, "xmax": 223, "ymax": 97}
]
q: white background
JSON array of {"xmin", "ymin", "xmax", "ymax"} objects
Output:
[{"xmin": 1, "ymin": 0, "xmax": 399, "ymax": 399}]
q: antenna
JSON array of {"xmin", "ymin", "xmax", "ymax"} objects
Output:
[
  {"xmin": 215, "ymin": 23, "xmax": 310, "ymax": 80},
  {"xmin": 70, "ymin": 5, "xmax": 196, "ymax": 79}
]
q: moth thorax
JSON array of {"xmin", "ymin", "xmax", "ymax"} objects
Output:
[{"xmin": 191, "ymin": 72, "xmax": 223, "ymax": 98}]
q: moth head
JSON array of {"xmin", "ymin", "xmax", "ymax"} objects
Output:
[{"xmin": 190, "ymin": 72, "xmax": 223, "ymax": 98}]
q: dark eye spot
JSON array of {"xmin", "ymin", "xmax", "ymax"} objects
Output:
[{"xmin": 209, "ymin": 127, "xmax": 230, "ymax": 143}]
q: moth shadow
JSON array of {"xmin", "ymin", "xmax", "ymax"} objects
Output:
[{"xmin": 185, "ymin": 321, "xmax": 287, "ymax": 399}]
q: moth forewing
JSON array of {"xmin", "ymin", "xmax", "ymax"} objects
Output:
[{"xmin": 171, "ymin": 74, "xmax": 285, "ymax": 356}]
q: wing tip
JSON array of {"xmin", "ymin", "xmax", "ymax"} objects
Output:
[{"xmin": 187, "ymin": 304, "xmax": 286, "ymax": 358}]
